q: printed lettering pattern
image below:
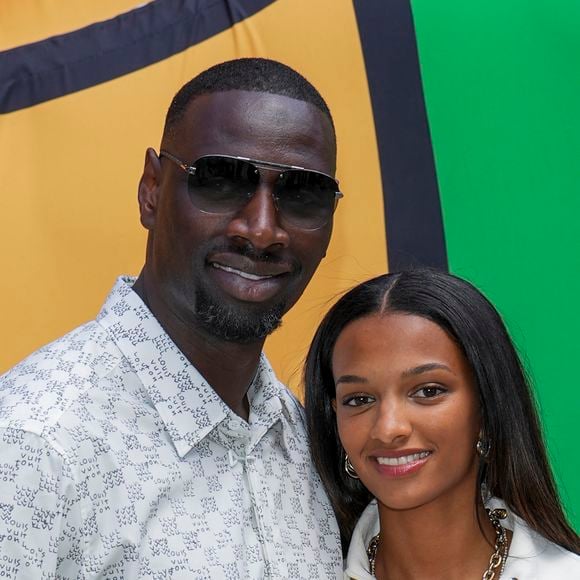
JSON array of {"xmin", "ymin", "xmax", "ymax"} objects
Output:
[{"xmin": 0, "ymin": 277, "xmax": 342, "ymax": 579}]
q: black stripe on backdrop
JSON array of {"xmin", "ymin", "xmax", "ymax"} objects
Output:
[
  {"xmin": 353, "ymin": 0, "xmax": 448, "ymax": 271},
  {"xmin": 0, "ymin": 0, "xmax": 276, "ymax": 114}
]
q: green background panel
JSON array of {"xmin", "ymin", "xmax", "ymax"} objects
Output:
[{"xmin": 412, "ymin": 0, "xmax": 580, "ymax": 528}]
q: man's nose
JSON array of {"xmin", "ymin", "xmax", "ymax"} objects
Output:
[
  {"xmin": 369, "ymin": 401, "xmax": 413, "ymax": 444},
  {"xmin": 225, "ymin": 181, "xmax": 290, "ymax": 250}
]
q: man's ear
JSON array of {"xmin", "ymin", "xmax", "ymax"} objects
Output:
[{"xmin": 138, "ymin": 148, "xmax": 163, "ymax": 230}]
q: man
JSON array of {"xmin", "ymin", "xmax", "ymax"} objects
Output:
[{"xmin": 0, "ymin": 59, "xmax": 342, "ymax": 578}]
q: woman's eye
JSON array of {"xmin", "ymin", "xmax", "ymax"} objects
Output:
[
  {"xmin": 412, "ymin": 385, "xmax": 446, "ymax": 399},
  {"xmin": 343, "ymin": 395, "xmax": 374, "ymax": 407}
]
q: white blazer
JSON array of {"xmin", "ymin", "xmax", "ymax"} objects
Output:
[{"xmin": 344, "ymin": 498, "xmax": 580, "ymax": 579}]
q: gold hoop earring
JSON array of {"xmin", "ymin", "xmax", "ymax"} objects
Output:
[{"xmin": 344, "ymin": 454, "xmax": 359, "ymax": 479}]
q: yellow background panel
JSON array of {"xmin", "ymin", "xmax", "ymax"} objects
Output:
[
  {"xmin": 0, "ymin": 0, "xmax": 149, "ymax": 51},
  {"xmin": 0, "ymin": 0, "xmax": 387, "ymax": 394}
]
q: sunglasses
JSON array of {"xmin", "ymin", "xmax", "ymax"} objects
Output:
[{"xmin": 159, "ymin": 149, "xmax": 343, "ymax": 230}]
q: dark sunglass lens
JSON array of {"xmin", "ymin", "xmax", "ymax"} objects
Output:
[
  {"xmin": 188, "ymin": 156, "xmax": 258, "ymax": 213},
  {"xmin": 276, "ymin": 170, "xmax": 338, "ymax": 229}
]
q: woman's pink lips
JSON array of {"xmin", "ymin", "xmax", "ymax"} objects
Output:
[{"xmin": 371, "ymin": 453, "xmax": 431, "ymax": 479}]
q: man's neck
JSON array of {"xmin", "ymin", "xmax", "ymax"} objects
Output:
[{"xmin": 132, "ymin": 273, "xmax": 264, "ymax": 421}]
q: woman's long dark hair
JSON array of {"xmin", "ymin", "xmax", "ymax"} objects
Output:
[{"xmin": 305, "ymin": 269, "xmax": 579, "ymax": 555}]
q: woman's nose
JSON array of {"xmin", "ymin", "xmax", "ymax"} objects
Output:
[{"xmin": 369, "ymin": 401, "xmax": 413, "ymax": 444}]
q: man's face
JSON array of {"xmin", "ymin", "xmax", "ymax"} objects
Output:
[{"xmin": 139, "ymin": 90, "xmax": 337, "ymax": 343}]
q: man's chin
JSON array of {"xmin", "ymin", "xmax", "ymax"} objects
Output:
[{"xmin": 194, "ymin": 290, "xmax": 286, "ymax": 344}]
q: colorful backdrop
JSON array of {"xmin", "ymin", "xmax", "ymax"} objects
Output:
[{"xmin": 1, "ymin": 0, "xmax": 578, "ymax": 528}]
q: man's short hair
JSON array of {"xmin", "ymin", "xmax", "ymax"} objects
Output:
[{"xmin": 164, "ymin": 57, "xmax": 335, "ymax": 137}]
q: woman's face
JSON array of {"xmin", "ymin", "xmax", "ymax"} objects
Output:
[{"xmin": 332, "ymin": 312, "xmax": 481, "ymax": 511}]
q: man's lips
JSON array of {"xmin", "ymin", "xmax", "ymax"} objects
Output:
[
  {"xmin": 211, "ymin": 263, "xmax": 273, "ymax": 281},
  {"xmin": 208, "ymin": 252, "xmax": 293, "ymax": 279},
  {"xmin": 206, "ymin": 251, "xmax": 295, "ymax": 303}
]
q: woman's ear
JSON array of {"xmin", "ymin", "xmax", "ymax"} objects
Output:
[
  {"xmin": 331, "ymin": 399, "xmax": 337, "ymax": 412},
  {"xmin": 138, "ymin": 147, "xmax": 163, "ymax": 230}
]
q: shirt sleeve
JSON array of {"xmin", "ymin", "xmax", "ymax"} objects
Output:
[{"xmin": 0, "ymin": 427, "xmax": 84, "ymax": 579}]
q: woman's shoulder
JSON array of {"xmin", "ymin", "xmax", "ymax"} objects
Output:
[
  {"xmin": 487, "ymin": 498, "xmax": 580, "ymax": 577},
  {"xmin": 507, "ymin": 517, "xmax": 580, "ymax": 576}
]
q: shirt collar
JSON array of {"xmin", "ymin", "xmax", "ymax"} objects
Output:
[
  {"xmin": 97, "ymin": 276, "xmax": 287, "ymax": 457},
  {"xmin": 486, "ymin": 496, "xmax": 543, "ymax": 578},
  {"xmin": 248, "ymin": 355, "xmax": 284, "ymax": 427},
  {"xmin": 344, "ymin": 500, "xmax": 379, "ymax": 580}
]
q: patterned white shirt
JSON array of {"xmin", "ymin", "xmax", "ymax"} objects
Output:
[{"xmin": 0, "ymin": 277, "xmax": 342, "ymax": 579}]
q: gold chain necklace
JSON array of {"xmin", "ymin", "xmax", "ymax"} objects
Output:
[{"xmin": 366, "ymin": 508, "xmax": 509, "ymax": 579}]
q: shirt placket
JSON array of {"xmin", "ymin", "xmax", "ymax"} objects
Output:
[
  {"xmin": 243, "ymin": 451, "xmax": 275, "ymax": 578},
  {"xmin": 222, "ymin": 418, "xmax": 275, "ymax": 579}
]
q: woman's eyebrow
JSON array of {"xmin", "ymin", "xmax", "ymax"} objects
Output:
[
  {"xmin": 335, "ymin": 374, "xmax": 368, "ymax": 386},
  {"xmin": 402, "ymin": 363, "xmax": 452, "ymax": 377}
]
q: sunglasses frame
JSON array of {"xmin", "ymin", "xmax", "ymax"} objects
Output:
[{"xmin": 159, "ymin": 149, "xmax": 343, "ymax": 229}]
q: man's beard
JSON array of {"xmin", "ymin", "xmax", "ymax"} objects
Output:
[{"xmin": 194, "ymin": 285, "xmax": 286, "ymax": 343}]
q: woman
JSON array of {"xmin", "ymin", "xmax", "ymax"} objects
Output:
[{"xmin": 305, "ymin": 269, "xmax": 580, "ymax": 579}]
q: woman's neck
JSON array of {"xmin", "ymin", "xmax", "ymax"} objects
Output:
[{"xmin": 375, "ymin": 493, "xmax": 497, "ymax": 580}]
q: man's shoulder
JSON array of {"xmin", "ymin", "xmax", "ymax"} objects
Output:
[{"xmin": 0, "ymin": 320, "xmax": 122, "ymax": 435}]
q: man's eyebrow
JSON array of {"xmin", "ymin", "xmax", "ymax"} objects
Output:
[
  {"xmin": 401, "ymin": 363, "xmax": 453, "ymax": 378},
  {"xmin": 335, "ymin": 374, "xmax": 368, "ymax": 386}
]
